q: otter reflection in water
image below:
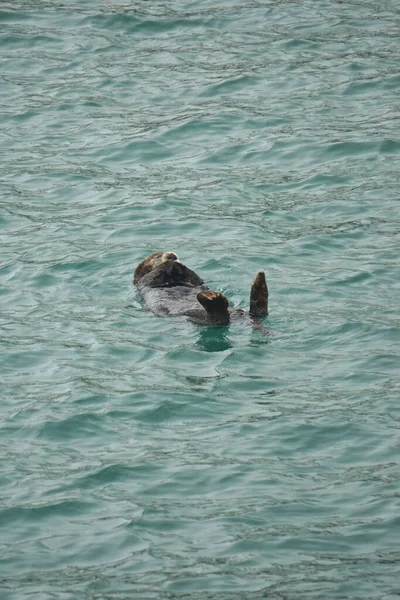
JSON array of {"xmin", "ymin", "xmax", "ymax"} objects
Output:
[{"xmin": 133, "ymin": 251, "xmax": 269, "ymax": 331}]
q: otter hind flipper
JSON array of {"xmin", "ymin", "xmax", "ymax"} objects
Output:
[{"xmin": 250, "ymin": 271, "xmax": 268, "ymax": 317}]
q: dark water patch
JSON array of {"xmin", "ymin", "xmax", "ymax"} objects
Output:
[
  {"xmin": 0, "ymin": 11, "xmax": 32, "ymax": 22},
  {"xmin": 133, "ymin": 394, "xmax": 218, "ymax": 425},
  {"xmin": 200, "ymin": 75, "xmax": 260, "ymax": 98},
  {"xmin": 379, "ymin": 138, "xmax": 400, "ymax": 155},
  {"xmin": 344, "ymin": 73, "xmax": 400, "ymax": 95},
  {"xmin": 0, "ymin": 499, "xmax": 92, "ymax": 528},
  {"xmin": 324, "ymin": 140, "xmax": 378, "ymax": 158},
  {"xmin": 38, "ymin": 412, "xmax": 106, "ymax": 440},
  {"xmin": 86, "ymin": 12, "xmax": 207, "ymax": 35},
  {"xmin": 328, "ymin": 270, "xmax": 372, "ymax": 286},
  {"xmin": 75, "ymin": 464, "xmax": 139, "ymax": 489}
]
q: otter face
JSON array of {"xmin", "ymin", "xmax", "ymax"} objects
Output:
[{"xmin": 133, "ymin": 251, "xmax": 179, "ymax": 284}]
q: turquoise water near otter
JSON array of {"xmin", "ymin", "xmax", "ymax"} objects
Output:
[{"xmin": 1, "ymin": 1, "xmax": 399, "ymax": 598}]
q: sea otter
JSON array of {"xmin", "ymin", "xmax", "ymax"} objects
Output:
[{"xmin": 133, "ymin": 251, "xmax": 269, "ymax": 327}]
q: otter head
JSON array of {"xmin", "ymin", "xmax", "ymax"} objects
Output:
[
  {"xmin": 133, "ymin": 251, "xmax": 179, "ymax": 284},
  {"xmin": 197, "ymin": 291, "xmax": 230, "ymax": 325}
]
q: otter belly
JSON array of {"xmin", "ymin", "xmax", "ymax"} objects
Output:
[{"xmin": 138, "ymin": 285, "xmax": 207, "ymax": 317}]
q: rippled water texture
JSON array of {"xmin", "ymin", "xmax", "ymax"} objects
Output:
[{"xmin": 1, "ymin": 0, "xmax": 399, "ymax": 598}]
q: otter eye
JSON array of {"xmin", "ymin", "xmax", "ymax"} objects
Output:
[{"xmin": 166, "ymin": 253, "xmax": 177, "ymax": 261}]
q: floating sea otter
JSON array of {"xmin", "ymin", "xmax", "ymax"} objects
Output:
[{"xmin": 133, "ymin": 251, "xmax": 269, "ymax": 329}]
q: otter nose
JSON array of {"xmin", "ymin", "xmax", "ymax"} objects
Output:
[{"xmin": 166, "ymin": 252, "xmax": 178, "ymax": 261}]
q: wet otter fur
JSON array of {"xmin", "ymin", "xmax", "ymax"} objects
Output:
[{"xmin": 133, "ymin": 251, "xmax": 269, "ymax": 328}]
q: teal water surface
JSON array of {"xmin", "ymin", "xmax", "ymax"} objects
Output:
[{"xmin": 1, "ymin": 1, "xmax": 399, "ymax": 598}]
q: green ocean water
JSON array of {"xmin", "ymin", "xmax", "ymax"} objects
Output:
[{"xmin": 1, "ymin": 0, "xmax": 399, "ymax": 598}]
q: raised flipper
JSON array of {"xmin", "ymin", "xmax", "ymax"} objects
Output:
[
  {"xmin": 249, "ymin": 271, "xmax": 268, "ymax": 317},
  {"xmin": 196, "ymin": 291, "xmax": 230, "ymax": 325}
]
